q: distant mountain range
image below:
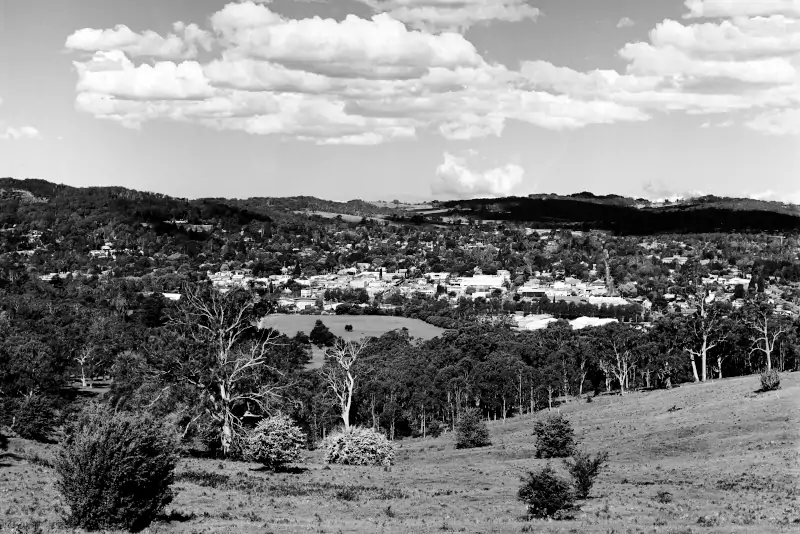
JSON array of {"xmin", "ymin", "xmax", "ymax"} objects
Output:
[{"xmin": 1, "ymin": 178, "xmax": 798, "ymax": 235}]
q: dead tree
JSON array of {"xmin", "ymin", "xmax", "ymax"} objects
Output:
[
  {"xmin": 320, "ymin": 338, "xmax": 368, "ymax": 430},
  {"xmin": 169, "ymin": 285, "xmax": 284, "ymax": 456}
]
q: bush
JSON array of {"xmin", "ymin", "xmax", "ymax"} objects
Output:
[
  {"xmin": 518, "ymin": 465, "xmax": 575, "ymax": 519},
  {"xmin": 244, "ymin": 413, "xmax": 305, "ymax": 470},
  {"xmin": 323, "ymin": 426, "xmax": 394, "ymax": 467},
  {"xmin": 427, "ymin": 420, "xmax": 444, "ymax": 438},
  {"xmin": 54, "ymin": 405, "xmax": 178, "ymax": 532},
  {"xmin": 454, "ymin": 408, "xmax": 491, "ymax": 449},
  {"xmin": 344, "ymin": 324, "xmax": 353, "ymax": 332},
  {"xmin": 533, "ymin": 413, "xmax": 575, "ymax": 458},
  {"xmin": 10, "ymin": 395, "xmax": 58, "ymax": 442},
  {"xmin": 564, "ymin": 450, "xmax": 609, "ymax": 499},
  {"xmin": 759, "ymin": 369, "xmax": 781, "ymax": 392},
  {"xmin": 0, "ymin": 430, "xmax": 7, "ymax": 451}
]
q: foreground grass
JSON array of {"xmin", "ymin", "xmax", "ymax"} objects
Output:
[{"xmin": 2, "ymin": 373, "xmax": 799, "ymax": 533}]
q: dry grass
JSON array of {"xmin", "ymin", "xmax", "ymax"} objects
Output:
[{"xmin": 2, "ymin": 373, "xmax": 799, "ymax": 533}]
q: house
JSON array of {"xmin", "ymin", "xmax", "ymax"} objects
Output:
[{"xmin": 294, "ymin": 298, "xmax": 318, "ymax": 311}]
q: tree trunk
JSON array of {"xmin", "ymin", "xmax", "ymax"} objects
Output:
[
  {"xmin": 689, "ymin": 355, "xmax": 700, "ymax": 382},
  {"xmin": 700, "ymin": 338, "xmax": 708, "ymax": 382},
  {"xmin": 717, "ymin": 356, "xmax": 723, "ymax": 379},
  {"xmin": 547, "ymin": 385, "xmax": 553, "ymax": 411},
  {"xmin": 80, "ymin": 366, "xmax": 87, "ymax": 388}
]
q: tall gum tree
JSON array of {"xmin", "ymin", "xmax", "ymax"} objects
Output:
[
  {"xmin": 320, "ymin": 338, "xmax": 368, "ymax": 430},
  {"xmin": 168, "ymin": 284, "xmax": 284, "ymax": 456},
  {"xmin": 682, "ymin": 294, "xmax": 729, "ymax": 382},
  {"xmin": 744, "ymin": 297, "xmax": 790, "ymax": 371}
]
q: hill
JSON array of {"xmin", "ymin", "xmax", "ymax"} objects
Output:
[
  {"xmin": 435, "ymin": 194, "xmax": 800, "ymax": 234},
  {"xmin": 3, "ymin": 373, "xmax": 798, "ymax": 532}
]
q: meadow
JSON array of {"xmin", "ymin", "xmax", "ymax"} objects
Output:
[{"xmin": 2, "ymin": 373, "xmax": 798, "ymax": 533}]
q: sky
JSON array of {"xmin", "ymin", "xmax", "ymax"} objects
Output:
[{"xmin": 0, "ymin": 0, "xmax": 799, "ymax": 203}]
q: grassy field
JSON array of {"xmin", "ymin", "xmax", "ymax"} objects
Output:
[
  {"xmin": 260, "ymin": 314, "xmax": 445, "ymax": 341},
  {"xmin": 2, "ymin": 373, "xmax": 799, "ymax": 533},
  {"xmin": 260, "ymin": 315, "xmax": 446, "ymax": 369}
]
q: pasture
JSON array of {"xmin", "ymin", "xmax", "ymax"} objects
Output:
[
  {"xmin": 260, "ymin": 315, "xmax": 446, "ymax": 368},
  {"xmin": 260, "ymin": 314, "xmax": 445, "ymax": 341},
  {"xmin": 2, "ymin": 373, "xmax": 799, "ymax": 533}
]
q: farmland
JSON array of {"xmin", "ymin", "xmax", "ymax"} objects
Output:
[
  {"xmin": 2, "ymin": 373, "xmax": 799, "ymax": 533},
  {"xmin": 259, "ymin": 315, "xmax": 447, "ymax": 369},
  {"xmin": 260, "ymin": 315, "xmax": 445, "ymax": 341}
]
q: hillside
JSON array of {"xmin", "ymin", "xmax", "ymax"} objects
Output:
[
  {"xmin": 436, "ymin": 194, "xmax": 800, "ymax": 234},
  {"xmin": 3, "ymin": 373, "xmax": 798, "ymax": 532},
  {"xmin": 2, "ymin": 178, "xmax": 799, "ymax": 236}
]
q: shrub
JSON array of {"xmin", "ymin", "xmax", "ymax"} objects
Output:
[
  {"xmin": 323, "ymin": 426, "xmax": 394, "ymax": 467},
  {"xmin": 564, "ymin": 450, "xmax": 609, "ymax": 499},
  {"xmin": 0, "ymin": 430, "xmax": 7, "ymax": 451},
  {"xmin": 454, "ymin": 408, "xmax": 491, "ymax": 449},
  {"xmin": 54, "ymin": 405, "xmax": 178, "ymax": 532},
  {"xmin": 9, "ymin": 395, "xmax": 58, "ymax": 442},
  {"xmin": 533, "ymin": 413, "xmax": 575, "ymax": 458},
  {"xmin": 426, "ymin": 420, "xmax": 444, "ymax": 438},
  {"xmin": 344, "ymin": 324, "xmax": 353, "ymax": 332},
  {"xmin": 518, "ymin": 465, "xmax": 575, "ymax": 519},
  {"xmin": 759, "ymin": 369, "xmax": 781, "ymax": 392},
  {"xmin": 244, "ymin": 413, "xmax": 305, "ymax": 470}
]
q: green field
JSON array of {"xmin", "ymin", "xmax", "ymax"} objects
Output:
[
  {"xmin": 260, "ymin": 314, "xmax": 445, "ymax": 341},
  {"xmin": 259, "ymin": 315, "xmax": 446, "ymax": 369},
  {"xmin": 3, "ymin": 373, "xmax": 799, "ymax": 533}
]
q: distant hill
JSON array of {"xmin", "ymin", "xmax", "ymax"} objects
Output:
[
  {"xmin": 226, "ymin": 196, "xmax": 401, "ymax": 220},
  {"xmin": 436, "ymin": 194, "xmax": 800, "ymax": 234},
  {"xmin": 2, "ymin": 178, "xmax": 798, "ymax": 235}
]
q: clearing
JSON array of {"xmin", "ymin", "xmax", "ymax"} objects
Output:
[
  {"xmin": 260, "ymin": 315, "xmax": 446, "ymax": 368},
  {"xmin": 1, "ymin": 373, "xmax": 799, "ymax": 533}
]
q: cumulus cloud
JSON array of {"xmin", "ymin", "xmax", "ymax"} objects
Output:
[
  {"xmin": 617, "ymin": 17, "xmax": 635, "ymax": 28},
  {"xmin": 0, "ymin": 126, "xmax": 41, "ymax": 140},
  {"xmin": 354, "ymin": 0, "xmax": 540, "ymax": 33},
  {"xmin": 684, "ymin": 0, "xmax": 800, "ymax": 19},
  {"xmin": 63, "ymin": 0, "xmax": 800, "ymax": 143},
  {"xmin": 431, "ymin": 152, "xmax": 525, "ymax": 198},
  {"xmin": 65, "ymin": 22, "xmax": 213, "ymax": 59},
  {"xmin": 65, "ymin": 1, "xmax": 651, "ymax": 144},
  {"xmin": 746, "ymin": 108, "xmax": 800, "ymax": 134},
  {"xmin": 642, "ymin": 180, "xmax": 706, "ymax": 202}
]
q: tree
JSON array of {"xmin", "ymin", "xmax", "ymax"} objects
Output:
[
  {"xmin": 74, "ymin": 346, "xmax": 93, "ymax": 388},
  {"xmin": 167, "ymin": 284, "xmax": 284, "ymax": 456},
  {"xmin": 681, "ymin": 296, "xmax": 729, "ymax": 382},
  {"xmin": 744, "ymin": 297, "xmax": 790, "ymax": 371},
  {"xmin": 320, "ymin": 338, "xmax": 368, "ymax": 430},
  {"xmin": 310, "ymin": 319, "xmax": 336, "ymax": 347},
  {"xmin": 589, "ymin": 323, "xmax": 644, "ymax": 396}
]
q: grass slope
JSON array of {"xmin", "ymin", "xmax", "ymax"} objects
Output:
[{"xmin": 1, "ymin": 374, "xmax": 799, "ymax": 533}]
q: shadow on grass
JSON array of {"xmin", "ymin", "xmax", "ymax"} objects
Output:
[
  {"xmin": 157, "ymin": 510, "xmax": 196, "ymax": 523},
  {"xmin": 251, "ymin": 465, "xmax": 309, "ymax": 475}
]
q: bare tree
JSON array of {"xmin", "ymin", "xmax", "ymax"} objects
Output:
[
  {"xmin": 75, "ymin": 346, "xmax": 93, "ymax": 388},
  {"xmin": 683, "ymin": 294, "xmax": 728, "ymax": 382},
  {"xmin": 169, "ymin": 285, "xmax": 284, "ymax": 456},
  {"xmin": 744, "ymin": 298, "xmax": 789, "ymax": 371},
  {"xmin": 591, "ymin": 323, "xmax": 644, "ymax": 396},
  {"xmin": 320, "ymin": 338, "xmax": 368, "ymax": 430}
]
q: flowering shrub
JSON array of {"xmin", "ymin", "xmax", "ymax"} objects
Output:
[
  {"xmin": 759, "ymin": 369, "xmax": 781, "ymax": 392},
  {"xmin": 244, "ymin": 413, "xmax": 305, "ymax": 470},
  {"xmin": 323, "ymin": 427, "xmax": 394, "ymax": 467}
]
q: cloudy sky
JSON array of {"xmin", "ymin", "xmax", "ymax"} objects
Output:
[{"xmin": 1, "ymin": 0, "xmax": 799, "ymax": 202}]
